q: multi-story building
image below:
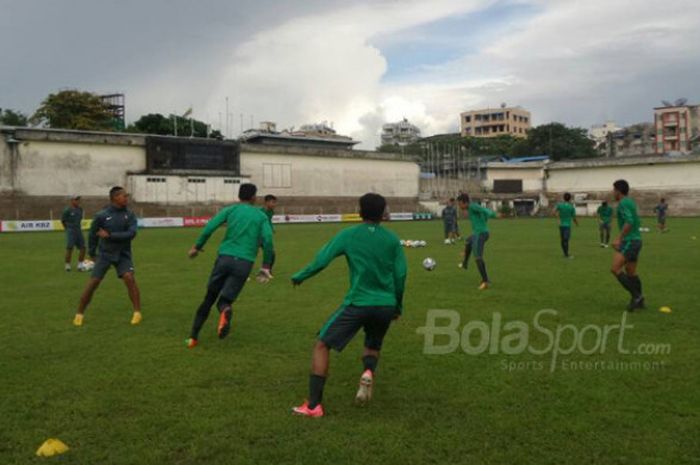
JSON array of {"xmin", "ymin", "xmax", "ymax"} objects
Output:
[
  {"xmin": 654, "ymin": 103, "xmax": 700, "ymax": 154},
  {"xmin": 381, "ymin": 118, "xmax": 421, "ymax": 146},
  {"xmin": 589, "ymin": 121, "xmax": 621, "ymax": 150},
  {"xmin": 460, "ymin": 105, "xmax": 531, "ymax": 138}
]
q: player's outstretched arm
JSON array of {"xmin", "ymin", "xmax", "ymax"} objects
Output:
[
  {"xmin": 87, "ymin": 213, "xmax": 101, "ymax": 259},
  {"xmin": 260, "ymin": 219, "xmax": 275, "ymax": 269},
  {"xmin": 291, "ymin": 232, "xmax": 346, "ymax": 285},
  {"xmin": 192, "ymin": 206, "xmax": 230, "ymax": 253}
]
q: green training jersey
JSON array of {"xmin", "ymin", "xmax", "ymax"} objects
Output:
[
  {"xmin": 196, "ymin": 203, "xmax": 274, "ymax": 264},
  {"xmin": 556, "ymin": 202, "xmax": 576, "ymax": 227},
  {"xmin": 61, "ymin": 206, "xmax": 83, "ymax": 230},
  {"xmin": 616, "ymin": 197, "xmax": 641, "ymax": 242},
  {"xmin": 291, "ymin": 223, "xmax": 408, "ymax": 312},
  {"xmin": 597, "ymin": 204, "xmax": 613, "ymax": 224},
  {"xmin": 260, "ymin": 207, "xmax": 275, "ymax": 232},
  {"xmin": 468, "ymin": 202, "xmax": 496, "ymax": 234}
]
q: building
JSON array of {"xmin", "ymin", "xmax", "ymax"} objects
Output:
[
  {"xmin": 606, "ymin": 123, "xmax": 656, "ymax": 158},
  {"xmin": 589, "ymin": 121, "xmax": 621, "ymax": 150},
  {"xmin": 460, "ymin": 105, "xmax": 531, "ymax": 138},
  {"xmin": 240, "ymin": 122, "xmax": 359, "ymax": 150},
  {"xmin": 381, "ymin": 118, "xmax": 421, "ymax": 146},
  {"xmin": 654, "ymin": 102, "xmax": 700, "ymax": 154}
]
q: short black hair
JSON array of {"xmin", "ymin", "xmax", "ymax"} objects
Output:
[
  {"xmin": 563, "ymin": 192, "xmax": 572, "ymax": 202},
  {"xmin": 457, "ymin": 193, "xmax": 470, "ymax": 204},
  {"xmin": 359, "ymin": 193, "xmax": 386, "ymax": 222},
  {"xmin": 109, "ymin": 186, "xmax": 125, "ymax": 199},
  {"xmin": 602, "ymin": 201, "xmax": 608, "ymax": 206},
  {"xmin": 660, "ymin": 198, "xmax": 665, "ymax": 202},
  {"xmin": 613, "ymin": 179, "xmax": 629, "ymax": 196},
  {"xmin": 449, "ymin": 197, "xmax": 455, "ymax": 202},
  {"xmin": 264, "ymin": 194, "xmax": 277, "ymax": 202},
  {"xmin": 238, "ymin": 183, "xmax": 257, "ymax": 201}
]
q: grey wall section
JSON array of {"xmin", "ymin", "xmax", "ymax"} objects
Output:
[{"xmin": 0, "ymin": 127, "xmax": 421, "ymax": 219}]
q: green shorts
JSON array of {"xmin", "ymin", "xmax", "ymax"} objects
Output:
[
  {"xmin": 621, "ymin": 240, "xmax": 642, "ymax": 263},
  {"xmin": 91, "ymin": 252, "xmax": 135, "ymax": 279},
  {"xmin": 65, "ymin": 229, "xmax": 85, "ymax": 249},
  {"xmin": 319, "ymin": 305, "xmax": 397, "ymax": 352}
]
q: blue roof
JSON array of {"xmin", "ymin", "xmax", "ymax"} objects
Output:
[{"xmin": 503, "ymin": 155, "xmax": 549, "ymax": 163}]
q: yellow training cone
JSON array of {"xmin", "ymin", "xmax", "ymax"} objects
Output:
[
  {"xmin": 659, "ymin": 306, "xmax": 672, "ymax": 314},
  {"xmin": 36, "ymin": 438, "xmax": 69, "ymax": 457}
]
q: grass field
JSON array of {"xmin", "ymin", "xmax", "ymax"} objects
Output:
[{"xmin": 1, "ymin": 217, "xmax": 699, "ymax": 464}]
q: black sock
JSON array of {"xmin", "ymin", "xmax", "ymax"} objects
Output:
[
  {"xmin": 605, "ymin": 230, "xmax": 610, "ymax": 244},
  {"xmin": 561, "ymin": 239, "xmax": 569, "ymax": 257},
  {"xmin": 308, "ymin": 374, "xmax": 326, "ymax": 409},
  {"xmin": 629, "ymin": 275, "xmax": 643, "ymax": 298},
  {"xmin": 362, "ymin": 355, "xmax": 378, "ymax": 373},
  {"xmin": 190, "ymin": 289, "xmax": 218, "ymax": 339},
  {"xmin": 599, "ymin": 231, "xmax": 603, "ymax": 243},
  {"xmin": 616, "ymin": 273, "xmax": 637, "ymax": 298},
  {"xmin": 476, "ymin": 259, "xmax": 489, "ymax": 283}
]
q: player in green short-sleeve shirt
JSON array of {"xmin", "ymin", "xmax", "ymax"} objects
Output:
[
  {"xmin": 555, "ymin": 193, "xmax": 578, "ymax": 258},
  {"xmin": 611, "ymin": 179, "xmax": 645, "ymax": 311}
]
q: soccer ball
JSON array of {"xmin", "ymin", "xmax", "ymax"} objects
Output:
[
  {"xmin": 79, "ymin": 260, "xmax": 95, "ymax": 271},
  {"xmin": 418, "ymin": 240, "xmax": 427, "ymax": 247},
  {"xmin": 422, "ymin": 257, "xmax": 437, "ymax": 271}
]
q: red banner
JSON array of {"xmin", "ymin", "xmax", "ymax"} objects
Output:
[{"xmin": 183, "ymin": 216, "xmax": 211, "ymax": 227}]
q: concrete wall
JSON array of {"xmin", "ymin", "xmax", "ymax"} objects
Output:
[
  {"xmin": 127, "ymin": 174, "xmax": 251, "ymax": 204},
  {"xmin": 484, "ymin": 162, "xmax": 545, "ymax": 192},
  {"xmin": 240, "ymin": 145, "xmax": 419, "ymax": 198}
]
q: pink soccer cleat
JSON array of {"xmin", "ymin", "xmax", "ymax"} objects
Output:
[{"xmin": 291, "ymin": 401, "xmax": 324, "ymax": 418}]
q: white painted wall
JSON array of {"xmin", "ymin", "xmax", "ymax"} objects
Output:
[
  {"xmin": 484, "ymin": 163, "xmax": 545, "ymax": 192},
  {"xmin": 10, "ymin": 140, "xmax": 145, "ymax": 196},
  {"xmin": 240, "ymin": 150, "xmax": 420, "ymax": 197},
  {"xmin": 547, "ymin": 160, "xmax": 700, "ymax": 193},
  {"xmin": 128, "ymin": 174, "xmax": 250, "ymax": 203}
]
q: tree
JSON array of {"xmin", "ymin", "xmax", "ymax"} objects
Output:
[
  {"xmin": 0, "ymin": 108, "xmax": 28, "ymax": 126},
  {"xmin": 30, "ymin": 90, "xmax": 115, "ymax": 131},
  {"xmin": 127, "ymin": 113, "xmax": 223, "ymax": 139},
  {"xmin": 512, "ymin": 123, "xmax": 597, "ymax": 160}
]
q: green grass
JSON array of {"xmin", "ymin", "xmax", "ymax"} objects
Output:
[{"xmin": 1, "ymin": 218, "xmax": 699, "ymax": 464}]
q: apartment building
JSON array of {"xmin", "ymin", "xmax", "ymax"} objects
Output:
[{"xmin": 460, "ymin": 106, "xmax": 531, "ymax": 138}]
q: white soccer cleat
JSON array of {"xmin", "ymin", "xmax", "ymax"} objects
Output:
[
  {"xmin": 64, "ymin": 263, "xmax": 71, "ymax": 272},
  {"xmin": 355, "ymin": 369, "xmax": 374, "ymax": 405}
]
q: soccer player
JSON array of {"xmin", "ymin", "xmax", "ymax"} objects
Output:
[
  {"xmin": 186, "ymin": 183, "xmax": 274, "ymax": 348},
  {"xmin": 611, "ymin": 180, "xmax": 645, "ymax": 311},
  {"xmin": 442, "ymin": 198, "xmax": 459, "ymax": 244},
  {"xmin": 62, "ymin": 195, "xmax": 87, "ymax": 271},
  {"xmin": 654, "ymin": 198, "xmax": 669, "ymax": 233},
  {"xmin": 257, "ymin": 194, "xmax": 277, "ymax": 280},
  {"xmin": 597, "ymin": 201, "xmax": 613, "ymax": 248},
  {"xmin": 457, "ymin": 193, "xmax": 496, "ymax": 290},
  {"xmin": 290, "ymin": 193, "xmax": 407, "ymax": 417},
  {"xmin": 72, "ymin": 187, "xmax": 141, "ymax": 327},
  {"xmin": 555, "ymin": 193, "xmax": 578, "ymax": 258}
]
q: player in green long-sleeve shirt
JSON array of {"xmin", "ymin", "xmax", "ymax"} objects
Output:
[
  {"xmin": 186, "ymin": 183, "xmax": 274, "ymax": 348},
  {"xmin": 290, "ymin": 193, "xmax": 407, "ymax": 417},
  {"xmin": 457, "ymin": 193, "xmax": 497, "ymax": 290},
  {"xmin": 258, "ymin": 194, "xmax": 277, "ymax": 278},
  {"xmin": 61, "ymin": 195, "xmax": 87, "ymax": 271},
  {"xmin": 597, "ymin": 201, "xmax": 613, "ymax": 247},
  {"xmin": 555, "ymin": 193, "xmax": 579, "ymax": 258},
  {"xmin": 611, "ymin": 179, "xmax": 645, "ymax": 311}
]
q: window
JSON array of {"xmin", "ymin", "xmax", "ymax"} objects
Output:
[
  {"xmin": 465, "ymin": 116, "xmax": 471, "ymax": 123},
  {"xmin": 188, "ymin": 178, "xmax": 206, "ymax": 184},
  {"xmin": 146, "ymin": 177, "xmax": 166, "ymax": 183},
  {"xmin": 224, "ymin": 179, "xmax": 241, "ymax": 184},
  {"xmin": 263, "ymin": 163, "xmax": 292, "ymax": 188}
]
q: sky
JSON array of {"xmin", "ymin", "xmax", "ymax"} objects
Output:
[{"xmin": 1, "ymin": 0, "xmax": 699, "ymax": 148}]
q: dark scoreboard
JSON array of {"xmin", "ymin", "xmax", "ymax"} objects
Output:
[{"xmin": 145, "ymin": 136, "xmax": 240, "ymax": 174}]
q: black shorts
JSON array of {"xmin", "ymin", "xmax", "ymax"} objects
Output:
[
  {"xmin": 92, "ymin": 252, "xmax": 134, "ymax": 279},
  {"xmin": 318, "ymin": 305, "xmax": 397, "ymax": 352},
  {"xmin": 207, "ymin": 255, "xmax": 254, "ymax": 304},
  {"xmin": 559, "ymin": 226, "xmax": 571, "ymax": 241},
  {"xmin": 621, "ymin": 240, "xmax": 642, "ymax": 263},
  {"xmin": 467, "ymin": 232, "xmax": 489, "ymax": 259},
  {"xmin": 65, "ymin": 229, "xmax": 85, "ymax": 249},
  {"xmin": 657, "ymin": 216, "xmax": 666, "ymax": 225},
  {"xmin": 599, "ymin": 223, "xmax": 611, "ymax": 231},
  {"xmin": 444, "ymin": 221, "xmax": 458, "ymax": 235}
]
